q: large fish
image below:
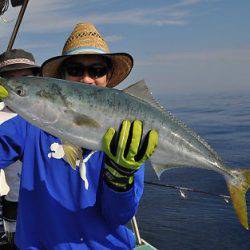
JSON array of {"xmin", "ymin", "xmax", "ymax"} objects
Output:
[{"xmin": 0, "ymin": 76, "xmax": 250, "ymax": 229}]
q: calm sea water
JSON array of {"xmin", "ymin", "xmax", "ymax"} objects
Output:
[{"xmin": 137, "ymin": 92, "xmax": 250, "ymax": 250}]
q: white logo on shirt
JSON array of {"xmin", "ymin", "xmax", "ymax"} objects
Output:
[
  {"xmin": 48, "ymin": 142, "xmax": 95, "ymax": 190},
  {"xmin": 48, "ymin": 142, "xmax": 65, "ymax": 159}
]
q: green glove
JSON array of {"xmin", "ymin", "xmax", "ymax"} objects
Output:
[
  {"xmin": 0, "ymin": 85, "xmax": 8, "ymax": 99},
  {"xmin": 102, "ymin": 120, "xmax": 158, "ymax": 191}
]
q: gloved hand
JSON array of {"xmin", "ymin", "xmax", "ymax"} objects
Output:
[
  {"xmin": 0, "ymin": 85, "xmax": 8, "ymax": 99},
  {"xmin": 102, "ymin": 120, "xmax": 158, "ymax": 191}
]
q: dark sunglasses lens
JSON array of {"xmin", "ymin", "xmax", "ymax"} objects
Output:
[
  {"xmin": 65, "ymin": 64, "xmax": 83, "ymax": 77},
  {"xmin": 64, "ymin": 63, "xmax": 109, "ymax": 78},
  {"xmin": 88, "ymin": 66, "xmax": 108, "ymax": 79}
]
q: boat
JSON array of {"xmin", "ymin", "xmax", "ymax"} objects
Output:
[{"xmin": 132, "ymin": 217, "xmax": 158, "ymax": 249}]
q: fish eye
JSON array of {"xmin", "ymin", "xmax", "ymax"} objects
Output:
[{"xmin": 15, "ymin": 86, "xmax": 26, "ymax": 96}]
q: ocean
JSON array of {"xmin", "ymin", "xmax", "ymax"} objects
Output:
[
  {"xmin": 1, "ymin": 91, "xmax": 250, "ymax": 249},
  {"xmin": 137, "ymin": 91, "xmax": 250, "ymax": 250}
]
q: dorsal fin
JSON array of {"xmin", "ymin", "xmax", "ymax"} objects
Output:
[{"xmin": 122, "ymin": 80, "xmax": 165, "ymax": 111}]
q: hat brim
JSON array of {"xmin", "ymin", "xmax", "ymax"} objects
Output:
[
  {"xmin": 41, "ymin": 53, "xmax": 133, "ymax": 88},
  {"xmin": 0, "ymin": 63, "xmax": 40, "ymax": 75}
]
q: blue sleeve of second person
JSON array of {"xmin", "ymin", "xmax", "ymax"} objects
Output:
[
  {"xmin": 100, "ymin": 164, "xmax": 144, "ymax": 227},
  {"xmin": 0, "ymin": 116, "xmax": 27, "ymax": 169}
]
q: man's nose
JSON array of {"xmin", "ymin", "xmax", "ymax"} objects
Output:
[{"xmin": 80, "ymin": 73, "xmax": 95, "ymax": 85}]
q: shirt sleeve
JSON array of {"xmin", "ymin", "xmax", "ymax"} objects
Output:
[
  {"xmin": 100, "ymin": 164, "xmax": 144, "ymax": 227},
  {"xmin": 0, "ymin": 116, "xmax": 27, "ymax": 169}
]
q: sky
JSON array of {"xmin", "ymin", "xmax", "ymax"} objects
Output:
[{"xmin": 0, "ymin": 0, "xmax": 249, "ymax": 95}]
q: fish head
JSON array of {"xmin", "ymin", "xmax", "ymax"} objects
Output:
[
  {"xmin": 0, "ymin": 76, "xmax": 64, "ymax": 126},
  {"xmin": 0, "ymin": 76, "xmax": 30, "ymax": 104},
  {"xmin": 0, "ymin": 76, "xmax": 103, "ymax": 134}
]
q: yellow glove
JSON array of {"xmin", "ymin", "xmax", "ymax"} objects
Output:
[
  {"xmin": 102, "ymin": 120, "xmax": 158, "ymax": 191},
  {"xmin": 0, "ymin": 85, "xmax": 8, "ymax": 100}
]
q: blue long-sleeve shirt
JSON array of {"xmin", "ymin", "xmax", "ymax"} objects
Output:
[{"xmin": 0, "ymin": 114, "xmax": 144, "ymax": 249}]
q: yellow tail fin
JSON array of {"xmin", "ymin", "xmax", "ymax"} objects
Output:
[{"xmin": 227, "ymin": 169, "xmax": 250, "ymax": 230}]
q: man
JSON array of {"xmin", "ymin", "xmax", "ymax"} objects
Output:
[
  {"xmin": 0, "ymin": 23, "xmax": 158, "ymax": 249},
  {"xmin": 0, "ymin": 49, "xmax": 40, "ymax": 249}
]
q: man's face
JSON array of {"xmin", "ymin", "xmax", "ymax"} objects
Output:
[
  {"xmin": 2, "ymin": 68, "xmax": 35, "ymax": 78},
  {"xmin": 61, "ymin": 55, "xmax": 110, "ymax": 87}
]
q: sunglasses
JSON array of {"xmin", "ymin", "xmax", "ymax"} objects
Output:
[{"xmin": 63, "ymin": 62, "xmax": 110, "ymax": 79}]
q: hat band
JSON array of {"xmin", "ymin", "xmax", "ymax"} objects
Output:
[
  {"xmin": 0, "ymin": 58, "xmax": 35, "ymax": 68},
  {"xmin": 64, "ymin": 47, "xmax": 106, "ymax": 56}
]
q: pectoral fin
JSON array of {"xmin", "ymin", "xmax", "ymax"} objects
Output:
[{"xmin": 62, "ymin": 141, "xmax": 83, "ymax": 170}]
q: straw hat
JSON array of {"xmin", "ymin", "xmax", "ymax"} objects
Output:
[{"xmin": 41, "ymin": 22, "xmax": 133, "ymax": 87}]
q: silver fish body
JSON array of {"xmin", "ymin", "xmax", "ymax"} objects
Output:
[{"xmin": 3, "ymin": 77, "xmax": 224, "ymax": 174}]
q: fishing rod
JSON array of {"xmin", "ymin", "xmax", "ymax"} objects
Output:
[
  {"xmin": 144, "ymin": 181, "xmax": 231, "ymax": 203},
  {"xmin": 7, "ymin": 0, "xmax": 29, "ymax": 51}
]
